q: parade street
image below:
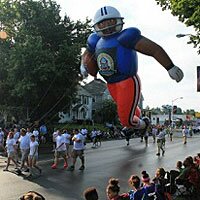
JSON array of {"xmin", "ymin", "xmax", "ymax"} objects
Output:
[{"xmin": 0, "ymin": 134, "xmax": 200, "ymax": 200}]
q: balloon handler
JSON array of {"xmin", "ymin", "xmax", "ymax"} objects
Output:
[{"xmin": 80, "ymin": 6, "xmax": 184, "ymax": 131}]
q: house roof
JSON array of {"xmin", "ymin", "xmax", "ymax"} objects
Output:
[
  {"xmin": 77, "ymin": 85, "xmax": 92, "ymax": 96},
  {"xmin": 83, "ymin": 78, "xmax": 107, "ymax": 96}
]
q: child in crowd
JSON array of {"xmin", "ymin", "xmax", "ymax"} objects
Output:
[
  {"xmin": 19, "ymin": 191, "xmax": 45, "ymax": 200},
  {"xmin": 141, "ymin": 171, "xmax": 155, "ymax": 199},
  {"xmin": 152, "ymin": 168, "xmax": 169, "ymax": 200},
  {"xmin": 176, "ymin": 160, "xmax": 183, "ymax": 173},
  {"xmin": 128, "ymin": 175, "xmax": 146, "ymax": 200},
  {"xmin": 83, "ymin": 187, "xmax": 98, "ymax": 200},
  {"xmin": 106, "ymin": 178, "xmax": 129, "ymax": 200}
]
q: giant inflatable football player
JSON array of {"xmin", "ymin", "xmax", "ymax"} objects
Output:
[{"xmin": 80, "ymin": 6, "xmax": 184, "ymax": 130}]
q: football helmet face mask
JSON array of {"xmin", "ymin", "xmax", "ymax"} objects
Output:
[{"xmin": 93, "ymin": 6, "xmax": 124, "ymax": 37}]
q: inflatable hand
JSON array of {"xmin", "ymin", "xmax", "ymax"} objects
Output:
[
  {"xmin": 80, "ymin": 64, "xmax": 88, "ymax": 78},
  {"xmin": 168, "ymin": 65, "xmax": 184, "ymax": 82}
]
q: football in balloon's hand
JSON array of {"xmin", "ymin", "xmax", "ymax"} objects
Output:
[{"xmin": 83, "ymin": 52, "xmax": 98, "ymax": 77}]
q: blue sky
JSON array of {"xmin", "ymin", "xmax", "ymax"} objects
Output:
[{"xmin": 56, "ymin": 0, "xmax": 200, "ymax": 112}]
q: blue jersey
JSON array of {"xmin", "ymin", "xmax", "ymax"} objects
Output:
[{"xmin": 87, "ymin": 27, "xmax": 142, "ymax": 83}]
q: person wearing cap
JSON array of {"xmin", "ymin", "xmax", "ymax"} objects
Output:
[
  {"xmin": 28, "ymin": 134, "xmax": 41, "ymax": 177},
  {"xmin": 80, "ymin": 6, "xmax": 184, "ymax": 133}
]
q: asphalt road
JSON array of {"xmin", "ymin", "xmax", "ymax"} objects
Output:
[{"xmin": 0, "ymin": 134, "xmax": 199, "ymax": 200}]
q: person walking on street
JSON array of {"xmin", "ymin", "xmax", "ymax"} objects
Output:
[
  {"xmin": 152, "ymin": 125, "xmax": 158, "ymax": 144},
  {"xmin": 63, "ymin": 129, "xmax": 71, "ymax": 158},
  {"xmin": 156, "ymin": 127, "xmax": 166, "ymax": 156},
  {"xmin": 3, "ymin": 131, "xmax": 19, "ymax": 171},
  {"xmin": 91, "ymin": 128, "xmax": 97, "ymax": 148},
  {"xmin": 144, "ymin": 127, "xmax": 150, "ymax": 147},
  {"xmin": 13, "ymin": 128, "xmax": 20, "ymax": 163},
  {"xmin": 169, "ymin": 126, "xmax": 173, "ymax": 142},
  {"xmin": 68, "ymin": 129, "xmax": 85, "ymax": 171},
  {"xmin": 17, "ymin": 128, "xmax": 30, "ymax": 174},
  {"xmin": 51, "ymin": 129, "xmax": 68, "ymax": 169},
  {"xmin": 182, "ymin": 125, "xmax": 189, "ymax": 144},
  {"xmin": 81, "ymin": 127, "xmax": 88, "ymax": 146},
  {"xmin": 52, "ymin": 128, "xmax": 58, "ymax": 150},
  {"xmin": 28, "ymin": 134, "xmax": 41, "ymax": 177},
  {"xmin": 32, "ymin": 127, "xmax": 40, "ymax": 142}
]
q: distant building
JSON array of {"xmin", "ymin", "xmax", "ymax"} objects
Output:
[
  {"xmin": 58, "ymin": 85, "xmax": 93, "ymax": 123},
  {"xmin": 151, "ymin": 114, "xmax": 193, "ymax": 125}
]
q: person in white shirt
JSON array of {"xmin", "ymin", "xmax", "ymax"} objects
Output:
[
  {"xmin": 26, "ymin": 127, "xmax": 32, "ymax": 138},
  {"xmin": 51, "ymin": 129, "xmax": 68, "ymax": 169},
  {"xmin": 63, "ymin": 129, "xmax": 71, "ymax": 158},
  {"xmin": 32, "ymin": 127, "xmax": 39, "ymax": 142},
  {"xmin": 68, "ymin": 129, "xmax": 85, "ymax": 171},
  {"xmin": 156, "ymin": 127, "xmax": 166, "ymax": 156},
  {"xmin": 13, "ymin": 128, "xmax": 20, "ymax": 163},
  {"xmin": 81, "ymin": 128, "xmax": 88, "ymax": 145},
  {"xmin": 28, "ymin": 135, "xmax": 41, "ymax": 177},
  {"xmin": 96, "ymin": 130, "xmax": 102, "ymax": 146},
  {"xmin": 52, "ymin": 128, "xmax": 58, "ymax": 150},
  {"xmin": 91, "ymin": 128, "xmax": 97, "ymax": 148},
  {"xmin": 17, "ymin": 128, "xmax": 30, "ymax": 173},
  {"xmin": 3, "ymin": 131, "xmax": 19, "ymax": 171},
  {"xmin": 182, "ymin": 126, "xmax": 189, "ymax": 144}
]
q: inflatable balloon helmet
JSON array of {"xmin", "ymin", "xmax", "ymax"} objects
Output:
[{"xmin": 93, "ymin": 6, "xmax": 124, "ymax": 37}]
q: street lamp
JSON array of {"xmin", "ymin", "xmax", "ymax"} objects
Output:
[
  {"xmin": 176, "ymin": 33, "xmax": 192, "ymax": 38},
  {"xmin": 171, "ymin": 97, "xmax": 183, "ymax": 128}
]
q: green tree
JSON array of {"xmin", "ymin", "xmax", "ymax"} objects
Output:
[
  {"xmin": 0, "ymin": 0, "xmax": 92, "ymax": 123},
  {"xmin": 94, "ymin": 99, "xmax": 118, "ymax": 124},
  {"xmin": 151, "ymin": 107, "xmax": 162, "ymax": 115},
  {"xmin": 155, "ymin": 0, "xmax": 200, "ymax": 53},
  {"xmin": 184, "ymin": 109, "xmax": 195, "ymax": 116}
]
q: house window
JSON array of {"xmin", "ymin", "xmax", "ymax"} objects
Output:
[
  {"xmin": 93, "ymin": 96, "xmax": 96, "ymax": 102},
  {"xmin": 83, "ymin": 96, "xmax": 88, "ymax": 105}
]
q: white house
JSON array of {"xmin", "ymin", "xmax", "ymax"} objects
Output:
[{"xmin": 58, "ymin": 85, "xmax": 93, "ymax": 123}]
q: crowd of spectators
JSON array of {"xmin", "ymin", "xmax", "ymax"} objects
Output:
[{"xmin": 83, "ymin": 153, "xmax": 200, "ymax": 200}]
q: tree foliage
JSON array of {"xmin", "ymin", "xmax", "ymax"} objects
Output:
[
  {"xmin": 94, "ymin": 99, "xmax": 118, "ymax": 124},
  {"xmin": 0, "ymin": 0, "xmax": 92, "ymax": 123},
  {"xmin": 155, "ymin": 0, "xmax": 200, "ymax": 53}
]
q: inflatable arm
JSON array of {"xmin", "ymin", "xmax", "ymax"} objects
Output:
[
  {"xmin": 135, "ymin": 36, "xmax": 173, "ymax": 70},
  {"xmin": 135, "ymin": 36, "xmax": 184, "ymax": 82}
]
